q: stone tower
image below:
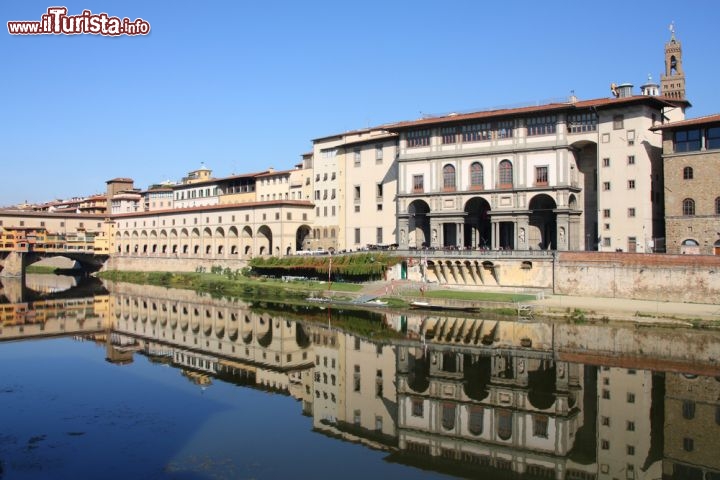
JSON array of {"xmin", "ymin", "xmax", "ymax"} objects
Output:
[{"xmin": 660, "ymin": 23, "xmax": 686, "ymax": 100}]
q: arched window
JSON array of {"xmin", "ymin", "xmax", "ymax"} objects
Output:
[
  {"xmin": 497, "ymin": 409, "xmax": 513, "ymax": 440},
  {"xmin": 468, "ymin": 406, "xmax": 484, "ymax": 435},
  {"xmin": 499, "ymin": 160, "xmax": 513, "ymax": 188},
  {"xmin": 470, "ymin": 162, "xmax": 484, "ymax": 189},
  {"xmin": 441, "ymin": 402, "xmax": 456, "ymax": 430},
  {"xmin": 443, "ymin": 164, "xmax": 456, "ymax": 191},
  {"xmin": 682, "ymin": 198, "xmax": 695, "ymax": 216},
  {"xmin": 683, "ymin": 166, "xmax": 693, "ymax": 179},
  {"xmin": 715, "ymin": 197, "xmax": 720, "ymax": 215}
]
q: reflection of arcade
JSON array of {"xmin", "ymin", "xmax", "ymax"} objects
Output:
[
  {"xmin": 109, "ymin": 290, "xmax": 314, "ymax": 394},
  {"xmin": 106, "ymin": 284, "xmax": 400, "ymax": 446},
  {"xmin": 0, "ymin": 295, "xmax": 109, "ymax": 341},
  {"xmin": 393, "ymin": 344, "xmax": 593, "ymax": 478}
]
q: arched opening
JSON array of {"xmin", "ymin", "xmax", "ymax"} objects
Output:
[
  {"xmin": 296, "ymin": 225, "xmax": 311, "ymax": 252},
  {"xmin": 681, "ymin": 238, "xmax": 700, "ymax": 255},
  {"xmin": 464, "ymin": 197, "xmax": 491, "ymax": 249},
  {"xmin": 528, "ymin": 194, "xmax": 557, "ymax": 250},
  {"xmin": 407, "ymin": 200, "xmax": 430, "ymax": 249},
  {"xmin": 241, "ymin": 226, "xmax": 253, "ymax": 258},
  {"xmin": 257, "ymin": 225, "xmax": 273, "ymax": 257}
]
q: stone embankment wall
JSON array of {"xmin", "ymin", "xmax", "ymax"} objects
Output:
[
  {"xmin": 555, "ymin": 252, "xmax": 720, "ymax": 303},
  {"xmin": 102, "ymin": 255, "xmax": 248, "ymax": 274},
  {"xmin": 555, "ymin": 323, "xmax": 720, "ymax": 376}
]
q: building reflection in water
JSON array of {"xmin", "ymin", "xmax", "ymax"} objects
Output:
[{"xmin": 2, "ymin": 280, "xmax": 719, "ymax": 480}]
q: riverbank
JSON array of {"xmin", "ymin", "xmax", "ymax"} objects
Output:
[{"xmin": 97, "ymin": 270, "xmax": 720, "ymax": 327}]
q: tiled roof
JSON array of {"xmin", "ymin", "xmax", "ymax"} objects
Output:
[
  {"xmin": 650, "ymin": 113, "xmax": 720, "ymax": 130},
  {"xmin": 384, "ymin": 96, "xmax": 678, "ymax": 131}
]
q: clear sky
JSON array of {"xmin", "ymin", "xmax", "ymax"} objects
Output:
[{"xmin": 1, "ymin": 0, "xmax": 717, "ymax": 206}]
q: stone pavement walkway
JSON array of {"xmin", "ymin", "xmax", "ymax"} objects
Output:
[
  {"xmin": 357, "ymin": 280, "xmax": 720, "ymax": 323},
  {"xmin": 530, "ymin": 294, "xmax": 720, "ymax": 323}
]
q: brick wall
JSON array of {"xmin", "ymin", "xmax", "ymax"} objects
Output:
[{"xmin": 556, "ymin": 252, "xmax": 720, "ymax": 303}]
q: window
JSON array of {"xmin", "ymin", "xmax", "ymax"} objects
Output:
[
  {"xmin": 441, "ymin": 403, "xmax": 456, "ymax": 430},
  {"xmin": 602, "ymin": 389, "xmax": 610, "ymax": 399},
  {"xmin": 603, "ymin": 209, "xmax": 611, "ymax": 218},
  {"xmin": 708, "ymin": 126, "xmax": 720, "ymax": 149},
  {"xmin": 602, "ymin": 157, "xmax": 610, "ymax": 167},
  {"xmin": 682, "ymin": 400, "xmax": 696, "ymax": 419},
  {"xmin": 412, "ymin": 175, "xmax": 424, "ymax": 193},
  {"xmin": 603, "ymin": 181, "xmax": 611, "ymax": 191},
  {"xmin": 568, "ymin": 112, "xmax": 598, "ymax": 133},
  {"xmin": 468, "ymin": 407, "xmax": 484, "ymax": 435},
  {"xmin": 627, "ymin": 129, "xmax": 636, "ymax": 145},
  {"xmin": 412, "ymin": 399, "xmax": 424, "ymax": 417},
  {"xmin": 683, "ymin": 437, "xmax": 694, "ymax": 452},
  {"xmin": 716, "ymin": 197, "xmax": 720, "ymax": 215},
  {"xmin": 601, "ymin": 439, "xmax": 609, "ymax": 450},
  {"xmin": 604, "ymin": 223, "xmax": 610, "ymax": 230},
  {"xmin": 470, "ymin": 162, "xmax": 484, "ymax": 189},
  {"xmin": 497, "ymin": 120, "xmax": 514, "ymax": 138},
  {"xmin": 601, "ymin": 416, "xmax": 610, "ymax": 426},
  {"xmin": 603, "ymin": 238, "xmax": 611, "ymax": 248},
  {"xmin": 353, "ymin": 185, "xmax": 361, "ymax": 203},
  {"xmin": 627, "ymin": 445, "xmax": 635, "ymax": 455},
  {"xmin": 375, "ymin": 144, "xmax": 383, "ymax": 161},
  {"xmin": 376, "ymin": 227, "xmax": 383, "ymax": 244},
  {"xmin": 627, "ymin": 392, "xmax": 635, "ymax": 403},
  {"xmin": 613, "ymin": 115, "xmax": 624, "ymax": 130},
  {"xmin": 628, "ymin": 208, "xmax": 636, "ymax": 217},
  {"xmin": 682, "ymin": 198, "xmax": 695, "ymax": 216},
  {"xmin": 675, "ymin": 129, "xmax": 701, "ymax": 152},
  {"xmin": 627, "ymin": 155, "xmax": 635, "ymax": 165},
  {"xmin": 321, "ymin": 148, "xmax": 336, "ymax": 159},
  {"xmin": 443, "ymin": 164, "xmax": 456, "ymax": 191},
  {"xmin": 353, "ymin": 148, "xmax": 361, "ymax": 167},
  {"xmin": 627, "ymin": 421, "xmax": 635, "ymax": 431},
  {"xmin": 441, "ymin": 126, "xmax": 457, "ymax": 144},
  {"xmin": 497, "ymin": 410, "xmax": 513, "ymax": 440},
  {"xmin": 533, "ymin": 415, "xmax": 548, "ymax": 438},
  {"xmin": 354, "ymin": 228, "xmax": 360, "ymax": 244},
  {"xmin": 498, "ymin": 160, "xmax": 513, "ymax": 188},
  {"xmin": 462, "ymin": 123, "xmax": 491, "ymax": 142},
  {"xmin": 683, "ymin": 166, "xmax": 694, "ymax": 179},
  {"xmin": 535, "ymin": 166, "xmax": 548, "ymax": 186},
  {"xmin": 407, "ymin": 129, "xmax": 431, "ymax": 148},
  {"xmin": 527, "ymin": 115, "xmax": 556, "ymax": 136},
  {"xmin": 628, "ymin": 180, "xmax": 635, "ymax": 189}
]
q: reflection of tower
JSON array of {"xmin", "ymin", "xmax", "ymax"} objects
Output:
[
  {"xmin": 660, "ymin": 24, "xmax": 686, "ymax": 100},
  {"xmin": 596, "ymin": 367, "xmax": 661, "ymax": 479}
]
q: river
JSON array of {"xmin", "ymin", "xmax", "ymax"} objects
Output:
[{"xmin": 0, "ymin": 275, "xmax": 718, "ymax": 479}]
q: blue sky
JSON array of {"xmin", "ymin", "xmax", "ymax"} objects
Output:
[{"xmin": 1, "ymin": 1, "xmax": 717, "ymax": 206}]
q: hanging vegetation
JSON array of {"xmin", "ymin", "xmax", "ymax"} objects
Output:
[{"xmin": 249, "ymin": 253, "xmax": 399, "ymax": 282}]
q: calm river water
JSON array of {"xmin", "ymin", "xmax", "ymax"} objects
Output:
[{"xmin": 1, "ymin": 275, "xmax": 718, "ymax": 479}]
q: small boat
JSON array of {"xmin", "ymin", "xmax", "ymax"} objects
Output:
[
  {"xmin": 365, "ymin": 299, "xmax": 388, "ymax": 307},
  {"xmin": 410, "ymin": 301, "xmax": 479, "ymax": 312}
]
